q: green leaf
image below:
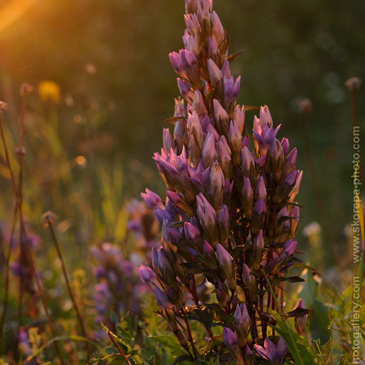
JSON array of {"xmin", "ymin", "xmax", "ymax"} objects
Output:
[
  {"xmin": 309, "ymin": 299, "xmax": 331, "ymax": 345},
  {"xmin": 275, "ymin": 318, "xmax": 317, "ymax": 365},
  {"xmin": 149, "ymin": 335, "xmax": 186, "ymax": 356}
]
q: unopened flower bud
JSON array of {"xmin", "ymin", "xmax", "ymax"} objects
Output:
[
  {"xmin": 141, "ymin": 189, "xmax": 162, "ymax": 210},
  {"xmin": 233, "ymin": 105, "xmax": 245, "ymax": 134},
  {"xmin": 234, "ymin": 303, "xmax": 251, "ymax": 344},
  {"xmin": 178, "ymin": 78, "xmax": 194, "ymax": 103},
  {"xmin": 223, "ymin": 327, "xmax": 244, "ymax": 363},
  {"xmin": 192, "ymin": 90, "xmax": 207, "ymax": 117},
  {"xmin": 216, "ymin": 243, "xmax": 234, "ymax": 282},
  {"xmin": 242, "ymin": 177, "xmax": 253, "ymax": 219},
  {"xmin": 138, "ymin": 265, "xmax": 156, "ymax": 285},
  {"xmin": 228, "ymin": 121, "xmax": 242, "ymax": 166},
  {"xmin": 253, "ymin": 230, "xmax": 264, "ymax": 266},
  {"xmin": 202, "ymin": 132, "xmax": 217, "ymax": 168},
  {"xmin": 196, "ymin": 193, "xmax": 218, "ymax": 241},
  {"xmin": 203, "ymin": 240, "xmax": 214, "ymax": 256},
  {"xmin": 163, "ymin": 128, "xmax": 175, "ymax": 151},
  {"xmin": 187, "ymin": 111, "xmax": 204, "ymax": 160},
  {"xmin": 207, "ymin": 58, "xmax": 222, "ymax": 87},
  {"xmin": 242, "ymin": 264, "xmax": 257, "ymax": 303},
  {"xmin": 184, "ymin": 221, "xmax": 201, "ymax": 243},
  {"xmin": 213, "ymin": 99, "xmax": 229, "ymax": 135},
  {"xmin": 255, "ymin": 176, "xmax": 267, "ymax": 201},
  {"xmin": 241, "ymin": 147, "xmax": 255, "ymax": 181},
  {"xmin": 251, "ymin": 199, "xmax": 266, "ymax": 234},
  {"xmin": 211, "ymin": 11, "xmax": 225, "ymax": 50},
  {"xmin": 208, "ymin": 162, "xmax": 225, "ymax": 209},
  {"xmin": 217, "ymin": 136, "xmax": 232, "ymax": 177},
  {"xmin": 218, "ymin": 205, "xmax": 229, "ymax": 248},
  {"xmin": 281, "ymin": 138, "xmax": 289, "ymax": 155}
]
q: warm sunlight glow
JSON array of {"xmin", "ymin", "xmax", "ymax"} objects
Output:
[{"xmin": 0, "ymin": 0, "xmax": 37, "ymax": 33}]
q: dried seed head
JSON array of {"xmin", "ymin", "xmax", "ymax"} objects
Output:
[
  {"xmin": 345, "ymin": 77, "xmax": 361, "ymax": 91},
  {"xmin": 0, "ymin": 101, "xmax": 8, "ymax": 111},
  {"xmin": 20, "ymin": 83, "xmax": 34, "ymax": 96},
  {"xmin": 297, "ymin": 98, "xmax": 313, "ymax": 113}
]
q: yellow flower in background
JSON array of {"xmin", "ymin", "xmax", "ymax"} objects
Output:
[{"xmin": 38, "ymin": 80, "xmax": 61, "ymax": 103}]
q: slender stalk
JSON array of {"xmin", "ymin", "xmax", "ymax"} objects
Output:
[
  {"xmin": 345, "ymin": 77, "xmax": 364, "ymax": 185},
  {"xmin": 106, "ymin": 329, "xmax": 132, "ymax": 365},
  {"xmin": 0, "ymin": 107, "xmax": 19, "ymax": 352},
  {"xmin": 0, "ymin": 103, "xmax": 64, "ymax": 363},
  {"xmin": 182, "ymin": 312, "xmax": 198, "ymax": 359},
  {"xmin": 0, "ymin": 205, "xmax": 17, "ymax": 353},
  {"xmin": 43, "ymin": 214, "xmax": 89, "ymax": 344},
  {"xmin": 16, "ymin": 86, "xmax": 29, "ymax": 339},
  {"xmin": 19, "ymin": 217, "xmax": 65, "ymax": 364}
]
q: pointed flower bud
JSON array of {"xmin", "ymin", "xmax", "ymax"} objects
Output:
[
  {"xmin": 196, "ymin": 193, "xmax": 217, "ymax": 240},
  {"xmin": 141, "ymin": 189, "xmax": 162, "ymax": 210},
  {"xmin": 233, "ymin": 105, "xmax": 245, "ymax": 134},
  {"xmin": 216, "ymin": 243, "xmax": 234, "ymax": 280},
  {"xmin": 202, "ymin": 132, "xmax": 217, "ymax": 168},
  {"xmin": 228, "ymin": 121, "xmax": 242, "ymax": 166},
  {"xmin": 242, "ymin": 264, "xmax": 257, "ymax": 303},
  {"xmin": 242, "ymin": 177, "xmax": 253, "ymax": 219},
  {"xmin": 253, "ymin": 230, "xmax": 264, "ymax": 265},
  {"xmin": 234, "ymin": 302, "xmax": 251, "ymax": 344},
  {"xmin": 177, "ymin": 78, "xmax": 194, "ymax": 103},
  {"xmin": 213, "ymin": 99, "xmax": 229, "ymax": 135},
  {"xmin": 207, "ymin": 58, "xmax": 222, "ymax": 87},
  {"xmin": 252, "ymin": 199, "xmax": 266, "ymax": 234},
  {"xmin": 208, "ymin": 162, "xmax": 225, "ymax": 209},
  {"xmin": 217, "ymin": 136, "xmax": 232, "ymax": 177},
  {"xmin": 138, "ymin": 265, "xmax": 156, "ymax": 285},
  {"xmin": 241, "ymin": 147, "xmax": 255, "ymax": 181},
  {"xmin": 211, "ymin": 11, "xmax": 225, "ymax": 49},
  {"xmin": 187, "ymin": 111, "xmax": 204, "ymax": 160},
  {"xmin": 184, "ymin": 221, "xmax": 201, "ymax": 243},
  {"xmin": 163, "ymin": 128, "xmax": 175, "ymax": 151},
  {"xmin": 223, "ymin": 327, "xmax": 243, "ymax": 363},
  {"xmin": 255, "ymin": 176, "xmax": 267, "ymax": 201},
  {"xmin": 218, "ymin": 205, "xmax": 229, "ymax": 248}
]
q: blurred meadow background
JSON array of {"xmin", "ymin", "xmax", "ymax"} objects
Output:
[
  {"xmin": 1, "ymin": 0, "xmax": 364, "ymax": 261},
  {"xmin": 0, "ymin": 0, "xmax": 364, "ymax": 362}
]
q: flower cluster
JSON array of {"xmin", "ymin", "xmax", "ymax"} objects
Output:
[
  {"xmin": 9, "ymin": 226, "xmax": 42, "ymax": 318},
  {"xmin": 126, "ymin": 199, "xmax": 159, "ymax": 252},
  {"xmin": 140, "ymin": 0, "xmax": 307, "ymax": 363},
  {"xmin": 91, "ymin": 243, "xmax": 145, "ymax": 334}
]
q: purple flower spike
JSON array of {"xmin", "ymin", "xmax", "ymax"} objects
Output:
[{"xmin": 141, "ymin": 0, "xmax": 306, "ymax": 358}]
